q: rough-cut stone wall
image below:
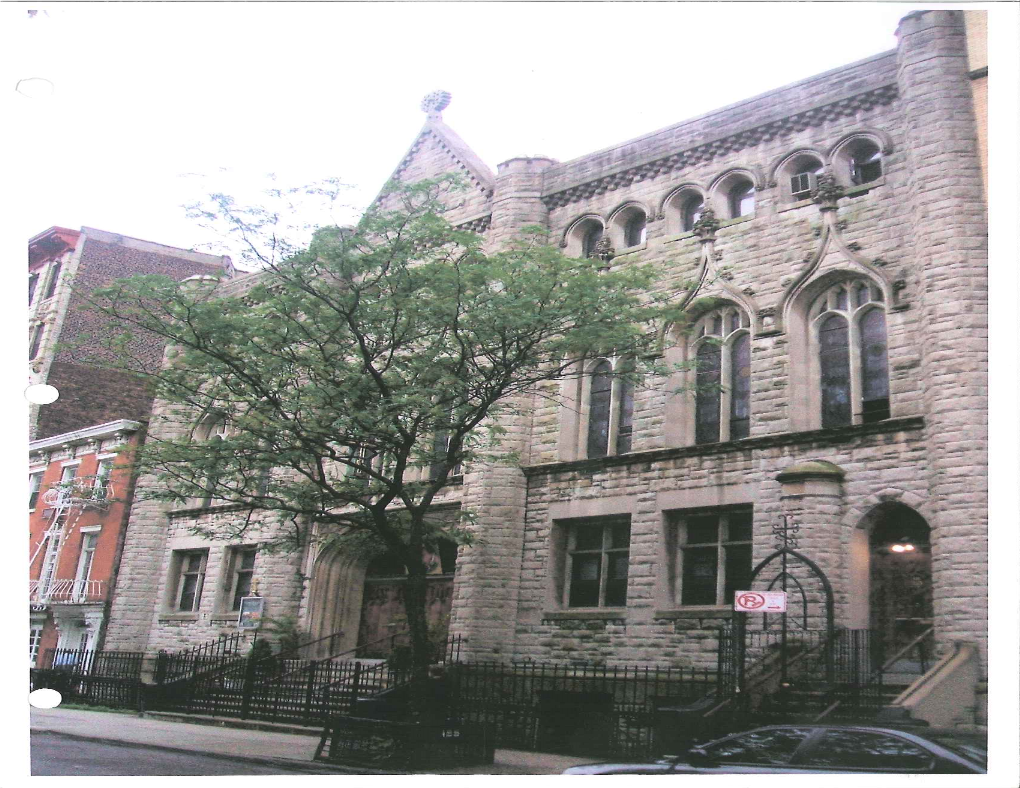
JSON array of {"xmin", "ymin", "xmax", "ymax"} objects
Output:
[
  {"xmin": 514, "ymin": 421, "xmax": 927, "ymax": 668},
  {"xmin": 895, "ymin": 9, "xmax": 987, "ymax": 664}
]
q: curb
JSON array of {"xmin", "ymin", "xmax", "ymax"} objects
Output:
[{"xmin": 30, "ymin": 729, "xmax": 403, "ymax": 775}]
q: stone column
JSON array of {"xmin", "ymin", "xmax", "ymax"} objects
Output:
[
  {"xmin": 447, "ymin": 157, "xmax": 553, "ymax": 660},
  {"xmin": 895, "ymin": 10, "xmax": 988, "ymax": 666},
  {"xmin": 774, "ymin": 460, "xmax": 847, "ymax": 627}
]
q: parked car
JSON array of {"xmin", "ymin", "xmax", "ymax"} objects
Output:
[{"xmin": 562, "ymin": 725, "xmax": 986, "ymax": 775}]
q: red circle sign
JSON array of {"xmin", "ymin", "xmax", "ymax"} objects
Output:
[{"xmin": 736, "ymin": 592, "xmax": 766, "ymax": 610}]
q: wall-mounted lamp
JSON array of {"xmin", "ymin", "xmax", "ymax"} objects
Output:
[{"xmin": 889, "ymin": 536, "xmax": 916, "ymax": 553}]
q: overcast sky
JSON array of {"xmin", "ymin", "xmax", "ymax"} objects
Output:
[{"xmin": 8, "ymin": 0, "xmax": 970, "ymax": 259}]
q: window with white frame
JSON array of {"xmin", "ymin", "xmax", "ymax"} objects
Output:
[
  {"xmin": 691, "ymin": 306, "xmax": 751, "ymax": 444},
  {"xmin": 585, "ymin": 358, "xmax": 634, "ymax": 458},
  {"xmin": 810, "ymin": 279, "xmax": 889, "ymax": 428},
  {"xmin": 73, "ymin": 532, "xmax": 98, "ymax": 602},
  {"xmin": 225, "ymin": 547, "xmax": 257, "ymax": 611},
  {"xmin": 565, "ymin": 518, "xmax": 631, "ymax": 608},
  {"xmin": 93, "ymin": 457, "xmax": 114, "ymax": 502},
  {"xmin": 29, "ymin": 471, "xmax": 44, "ymax": 510},
  {"xmin": 172, "ymin": 550, "xmax": 208, "ymax": 612},
  {"xmin": 30, "ymin": 625, "xmax": 44, "ymax": 667},
  {"xmin": 673, "ymin": 508, "xmax": 753, "ymax": 606}
]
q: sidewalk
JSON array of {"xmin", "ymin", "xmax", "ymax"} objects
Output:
[{"xmin": 29, "ymin": 706, "xmax": 600, "ymax": 775}]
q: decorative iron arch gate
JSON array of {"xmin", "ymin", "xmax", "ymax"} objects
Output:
[{"xmin": 728, "ymin": 515, "xmax": 835, "ymax": 702}]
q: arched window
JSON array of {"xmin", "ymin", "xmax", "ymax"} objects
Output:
[
  {"xmin": 692, "ymin": 306, "xmax": 751, "ymax": 444},
  {"xmin": 585, "ymin": 358, "xmax": 635, "ymax": 458},
  {"xmin": 624, "ymin": 213, "xmax": 647, "ymax": 247},
  {"xmin": 193, "ymin": 414, "xmax": 230, "ymax": 506},
  {"xmin": 849, "ymin": 140, "xmax": 883, "ymax": 185},
  {"xmin": 728, "ymin": 180, "xmax": 755, "ymax": 218},
  {"xmin": 582, "ymin": 224, "xmax": 604, "ymax": 258},
  {"xmin": 587, "ymin": 361, "xmax": 613, "ymax": 457},
  {"xmin": 789, "ymin": 158, "xmax": 824, "ymax": 201},
  {"xmin": 811, "ymin": 280, "xmax": 889, "ymax": 428},
  {"xmin": 682, "ymin": 196, "xmax": 704, "ymax": 232}
]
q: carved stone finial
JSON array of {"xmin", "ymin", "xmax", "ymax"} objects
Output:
[
  {"xmin": 692, "ymin": 206, "xmax": 720, "ymax": 240},
  {"xmin": 421, "ymin": 90, "xmax": 452, "ymax": 118},
  {"xmin": 589, "ymin": 236, "xmax": 616, "ymax": 267},
  {"xmin": 811, "ymin": 170, "xmax": 845, "ymax": 210}
]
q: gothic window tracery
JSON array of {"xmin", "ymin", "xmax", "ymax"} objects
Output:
[
  {"xmin": 811, "ymin": 279, "xmax": 889, "ymax": 427},
  {"xmin": 691, "ymin": 306, "xmax": 751, "ymax": 444}
]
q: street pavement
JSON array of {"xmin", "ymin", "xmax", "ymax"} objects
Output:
[
  {"xmin": 32, "ymin": 731, "xmax": 329, "ymax": 776},
  {"xmin": 29, "ymin": 706, "xmax": 600, "ymax": 775}
]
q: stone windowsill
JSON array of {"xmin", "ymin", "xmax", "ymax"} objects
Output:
[
  {"xmin": 777, "ymin": 197, "xmax": 815, "ymax": 214},
  {"xmin": 845, "ymin": 177, "xmax": 885, "ymax": 197},
  {"xmin": 718, "ymin": 214, "xmax": 753, "ymax": 229},
  {"xmin": 662, "ymin": 230, "xmax": 699, "ymax": 245},
  {"xmin": 159, "ymin": 613, "xmax": 199, "ymax": 622},
  {"xmin": 542, "ymin": 609, "xmax": 627, "ymax": 622},
  {"xmin": 211, "ymin": 614, "xmax": 241, "ymax": 623},
  {"xmin": 655, "ymin": 607, "xmax": 734, "ymax": 620},
  {"xmin": 614, "ymin": 241, "xmax": 648, "ymax": 257}
]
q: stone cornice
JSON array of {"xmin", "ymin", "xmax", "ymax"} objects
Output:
[
  {"xmin": 29, "ymin": 419, "xmax": 142, "ymax": 453},
  {"xmin": 541, "ymin": 84, "xmax": 898, "ymax": 210},
  {"xmin": 522, "ymin": 416, "xmax": 925, "ymax": 479}
]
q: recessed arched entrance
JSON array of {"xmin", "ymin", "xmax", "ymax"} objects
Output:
[
  {"xmin": 866, "ymin": 503, "xmax": 933, "ymax": 662},
  {"xmin": 356, "ymin": 540, "xmax": 457, "ymax": 658}
]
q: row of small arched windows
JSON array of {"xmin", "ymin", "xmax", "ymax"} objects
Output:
[
  {"xmin": 579, "ymin": 276, "xmax": 890, "ymax": 458},
  {"xmin": 566, "ymin": 136, "xmax": 884, "ymax": 257}
]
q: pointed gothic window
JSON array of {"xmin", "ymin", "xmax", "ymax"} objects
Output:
[
  {"xmin": 812, "ymin": 279, "xmax": 890, "ymax": 428},
  {"xmin": 692, "ymin": 306, "xmax": 751, "ymax": 444},
  {"xmin": 585, "ymin": 358, "xmax": 635, "ymax": 458}
]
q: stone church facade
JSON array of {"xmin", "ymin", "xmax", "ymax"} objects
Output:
[{"xmin": 104, "ymin": 10, "xmax": 987, "ymax": 726}]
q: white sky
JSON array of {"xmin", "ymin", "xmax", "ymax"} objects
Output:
[{"xmin": 3, "ymin": 0, "xmax": 952, "ymax": 258}]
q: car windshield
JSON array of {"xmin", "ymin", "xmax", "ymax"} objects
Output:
[{"xmin": 924, "ymin": 733, "xmax": 987, "ymax": 766}]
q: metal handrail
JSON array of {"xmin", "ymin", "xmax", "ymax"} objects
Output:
[{"xmin": 878, "ymin": 625, "xmax": 935, "ymax": 674}]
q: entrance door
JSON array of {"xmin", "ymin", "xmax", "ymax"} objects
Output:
[
  {"xmin": 356, "ymin": 542, "xmax": 457, "ymax": 658},
  {"xmin": 868, "ymin": 506, "xmax": 933, "ymax": 665}
]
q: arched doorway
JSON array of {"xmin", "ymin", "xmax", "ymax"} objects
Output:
[
  {"xmin": 867, "ymin": 503, "xmax": 933, "ymax": 663},
  {"xmin": 305, "ymin": 548, "xmax": 367, "ymax": 658},
  {"xmin": 356, "ymin": 540, "xmax": 457, "ymax": 658}
]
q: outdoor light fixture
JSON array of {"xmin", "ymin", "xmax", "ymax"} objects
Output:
[{"xmin": 889, "ymin": 536, "xmax": 916, "ymax": 553}]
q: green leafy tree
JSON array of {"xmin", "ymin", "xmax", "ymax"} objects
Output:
[{"xmin": 81, "ymin": 177, "xmax": 679, "ymax": 694}]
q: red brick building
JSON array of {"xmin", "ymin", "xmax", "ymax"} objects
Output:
[
  {"xmin": 29, "ymin": 420, "xmax": 143, "ymax": 665},
  {"xmin": 29, "ymin": 226, "xmax": 234, "ymax": 440},
  {"xmin": 28, "ymin": 226, "xmax": 233, "ymax": 664}
]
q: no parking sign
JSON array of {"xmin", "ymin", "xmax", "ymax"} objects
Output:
[{"xmin": 733, "ymin": 591, "xmax": 787, "ymax": 612}]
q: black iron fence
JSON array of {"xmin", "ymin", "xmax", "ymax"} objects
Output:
[
  {"xmin": 154, "ymin": 632, "xmax": 246, "ymax": 684},
  {"xmin": 446, "ymin": 660, "xmax": 718, "ymax": 758},
  {"xmin": 148, "ymin": 634, "xmax": 462, "ymax": 727},
  {"xmin": 40, "ymin": 647, "xmax": 145, "ymax": 678},
  {"xmin": 31, "ymin": 648, "xmax": 146, "ymax": 709}
]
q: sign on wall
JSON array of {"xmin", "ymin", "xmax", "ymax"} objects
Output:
[
  {"xmin": 237, "ymin": 596, "xmax": 265, "ymax": 629},
  {"xmin": 733, "ymin": 591, "xmax": 787, "ymax": 613}
]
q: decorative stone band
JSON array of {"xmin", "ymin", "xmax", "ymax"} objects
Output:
[
  {"xmin": 523, "ymin": 416, "xmax": 923, "ymax": 480},
  {"xmin": 541, "ymin": 84, "xmax": 898, "ymax": 210},
  {"xmin": 391, "ymin": 129, "xmax": 494, "ymax": 198},
  {"xmin": 453, "ymin": 213, "xmax": 493, "ymax": 234}
]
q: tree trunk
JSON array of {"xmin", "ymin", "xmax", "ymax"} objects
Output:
[{"xmin": 401, "ymin": 565, "xmax": 435, "ymax": 717}]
